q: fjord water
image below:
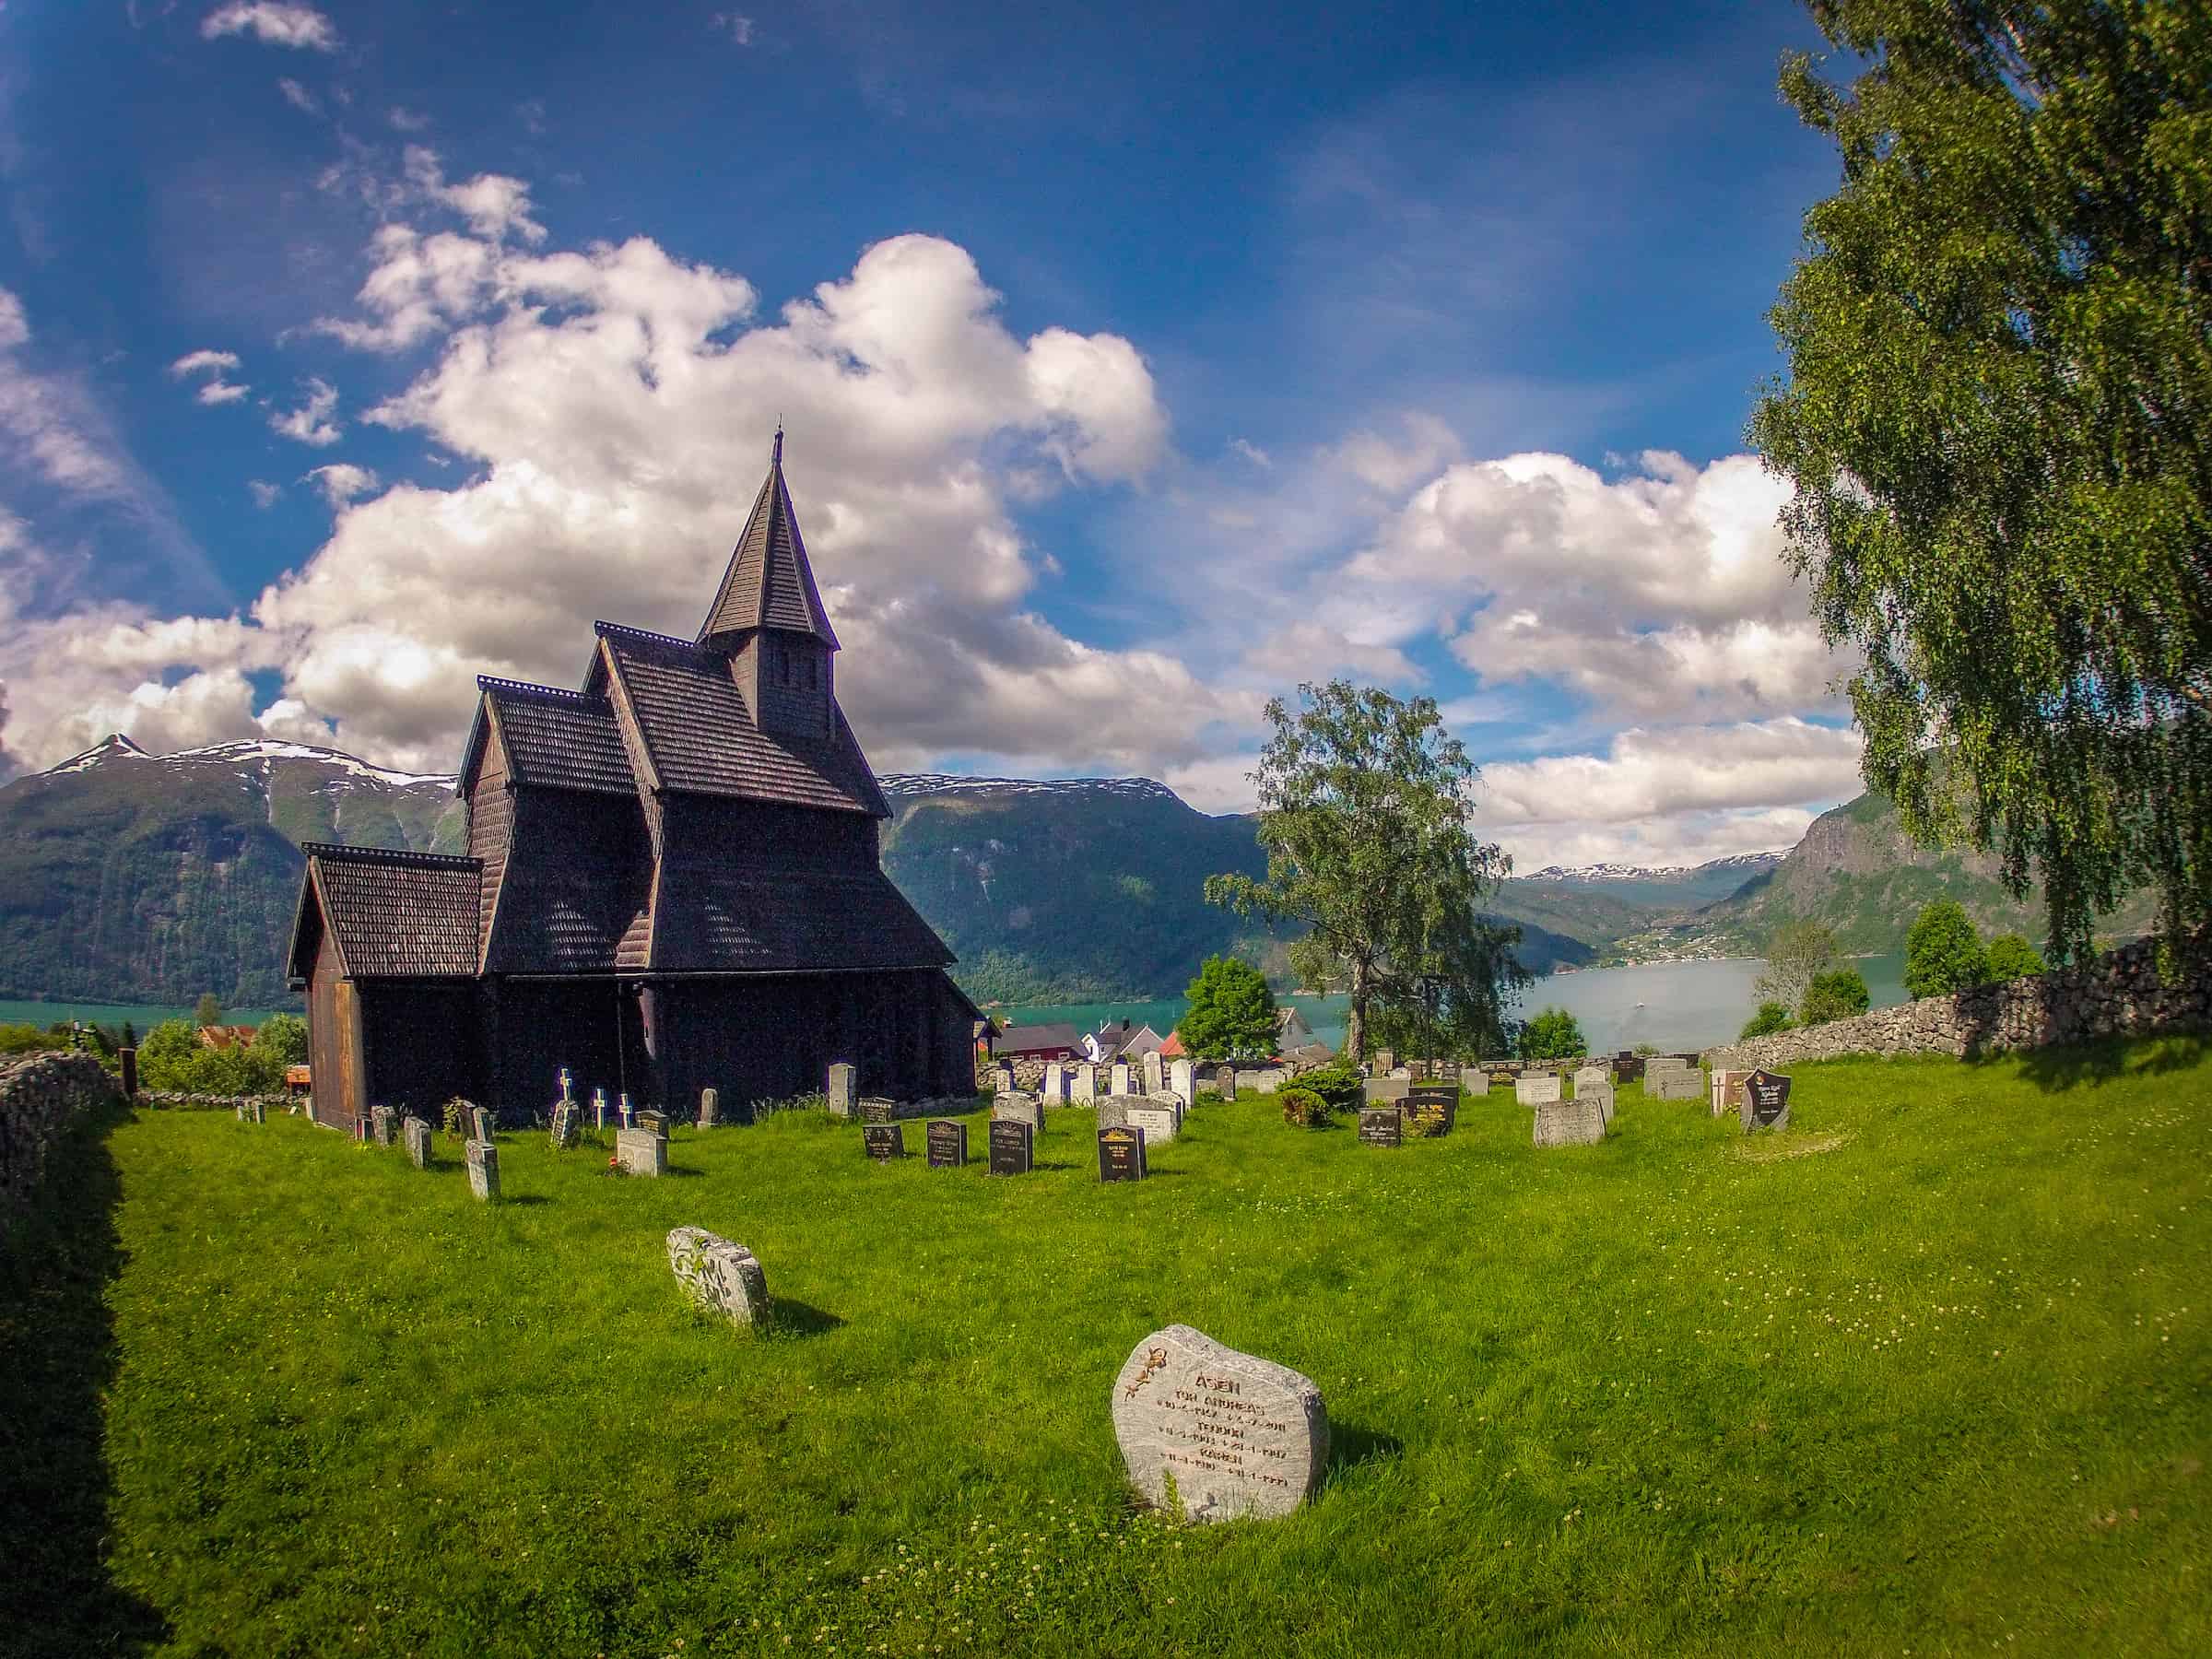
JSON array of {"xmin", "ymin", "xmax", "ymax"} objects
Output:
[{"xmin": 1003, "ymin": 955, "xmax": 1910, "ymax": 1056}]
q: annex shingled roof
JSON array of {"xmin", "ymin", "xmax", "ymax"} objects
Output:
[
  {"xmin": 697, "ymin": 434, "xmax": 840, "ymax": 649},
  {"xmin": 593, "ymin": 623, "xmax": 889, "ymax": 816},
  {"xmin": 650, "ymin": 863, "xmax": 954, "ymax": 974},
  {"xmin": 300, "ymin": 842, "xmax": 481, "ymax": 978},
  {"xmin": 477, "ymin": 679, "xmax": 636, "ymax": 795}
]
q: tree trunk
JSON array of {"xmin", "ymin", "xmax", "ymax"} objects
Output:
[{"xmin": 1346, "ymin": 957, "xmax": 1370, "ymax": 1066}]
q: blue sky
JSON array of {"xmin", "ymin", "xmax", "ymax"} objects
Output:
[{"xmin": 0, "ymin": 0, "xmax": 1868, "ymax": 867}]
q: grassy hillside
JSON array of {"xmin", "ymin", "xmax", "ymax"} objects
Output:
[{"xmin": 9, "ymin": 1039, "xmax": 2206, "ymax": 1654}]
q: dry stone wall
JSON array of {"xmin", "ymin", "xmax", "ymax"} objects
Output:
[
  {"xmin": 1703, "ymin": 931, "xmax": 2209, "ymax": 1072},
  {"xmin": 0, "ymin": 1051, "xmax": 123, "ymax": 1223}
]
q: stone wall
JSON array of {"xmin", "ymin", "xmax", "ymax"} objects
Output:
[
  {"xmin": 1702, "ymin": 931, "xmax": 2210, "ymax": 1072},
  {"xmin": 0, "ymin": 1050, "xmax": 123, "ymax": 1223}
]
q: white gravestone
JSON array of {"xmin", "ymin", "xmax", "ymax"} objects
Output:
[
  {"xmin": 1363, "ymin": 1077, "xmax": 1410, "ymax": 1105},
  {"xmin": 1142, "ymin": 1052, "xmax": 1165, "ymax": 1097},
  {"xmin": 827, "ymin": 1063, "xmax": 855, "ymax": 1119},
  {"xmin": 1128, "ymin": 1104, "xmax": 1178, "ymax": 1145},
  {"xmin": 616, "ymin": 1126, "xmax": 666, "ymax": 1176},
  {"xmin": 1096, "ymin": 1097, "xmax": 1132, "ymax": 1131},
  {"xmin": 404, "ymin": 1115, "xmax": 432, "ymax": 1169},
  {"xmin": 697, "ymin": 1087, "xmax": 720, "ymax": 1130},
  {"xmin": 549, "ymin": 1102, "xmax": 581, "ymax": 1149},
  {"xmin": 993, "ymin": 1091, "xmax": 1044, "ymax": 1131},
  {"xmin": 1248, "ymin": 1068, "xmax": 1285, "ymax": 1095},
  {"xmin": 666, "ymin": 1227, "xmax": 770, "ymax": 1327},
  {"xmin": 1533, "ymin": 1097, "xmax": 1606, "ymax": 1147},
  {"xmin": 592, "ymin": 1088, "xmax": 609, "ymax": 1130},
  {"xmin": 465, "ymin": 1139, "xmax": 500, "ymax": 1201},
  {"xmin": 1041, "ymin": 1063, "xmax": 1068, "ymax": 1105},
  {"xmin": 994, "ymin": 1060, "xmax": 1016, "ymax": 1095},
  {"xmin": 1651, "ymin": 1067, "xmax": 1704, "ymax": 1102},
  {"xmin": 1070, "ymin": 1063, "xmax": 1098, "ymax": 1103},
  {"xmin": 1112, "ymin": 1324, "xmax": 1328, "ymax": 1524},
  {"xmin": 1111, "ymin": 1061, "xmax": 1132, "ymax": 1097},
  {"xmin": 1168, "ymin": 1058, "xmax": 1195, "ymax": 1108},
  {"xmin": 1515, "ymin": 1074, "xmax": 1562, "ymax": 1106}
]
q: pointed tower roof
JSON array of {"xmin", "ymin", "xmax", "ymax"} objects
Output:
[{"xmin": 698, "ymin": 430, "xmax": 841, "ymax": 651}]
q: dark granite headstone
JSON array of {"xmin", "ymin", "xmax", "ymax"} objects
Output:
[
  {"xmin": 864, "ymin": 1124, "xmax": 905, "ymax": 1161},
  {"xmin": 1097, "ymin": 1124, "xmax": 1147, "ymax": 1182},
  {"xmin": 926, "ymin": 1119, "xmax": 968, "ymax": 1168},
  {"xmin": 1405, "ymin": 1084, "xmax": 1457, "ymax": 1137},
  {"xmin": 860, "ymin": 1098, "xmax": 896, "ymax": 1125},
  {"xmin": 1359, "ymin": 1107, "xmax": 1403, "ymax": 1147},
  {"xmin": 1741, "ymin": 1069, "xmax": 1793, "ymax": 1132},
  {"xmin": 988, "ymin": 1117, "xmax": 1033, "ymax": 1175}
]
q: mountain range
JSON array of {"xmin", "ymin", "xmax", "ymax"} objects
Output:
[{"xmin": 0, "ymin": 735, "xmax": 2140, "ymax": 1012}]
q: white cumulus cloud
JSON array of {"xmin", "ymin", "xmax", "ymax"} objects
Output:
[
  {"xmin": 301, "ymin": 463, "xmax": 378, "ymax": 507},
  {"xmin": 269, "ymin": 377, "xmax": 341, "ymax": 445},
  {"xmin": 200, "ymin": 2, "xmax": 337, "ymax": 51}
]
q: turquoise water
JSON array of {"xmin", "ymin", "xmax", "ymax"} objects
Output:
[
  {"xmin": 0, "ymin": 998, "xmax": 288, "ymax": 1032},
  {"xmin": 999, "ymin": 955, "xmax": 1909, "ymax": 1056}
]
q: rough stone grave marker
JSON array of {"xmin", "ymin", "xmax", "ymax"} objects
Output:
[
  {"xmin": 994, "ymin": 1060, "xmax": 1016, "ymax": 1095},
  {"xmin": 1740, "ymin": 1069, "xmax": 1793, "ymax": 1133},
  {"xmin": 828, "ymin": 1063, "xmax": 856, "ymax": 1119},
  {"xmin": 468, "ymin": 1103, "xmax": 495, "ymax": 1141},
  {"xmin": 864, "ymin": 1124, "xmax": 905, "ymax": 1161},
  {"xmin": 550, "ymin": 1102, "xmax": 581, "ymax": 1149},
  {"xmin": 993, "ymin": 1091, "xmax": 1043, "ymax": 1132},
  {"xmin": 988, "ymin": 1117, "xmax": 1033, "ymax": 1175},
  {"xmin": 1359, "ymin": 1107, "xmax": 1403, "ymax": 1147},
  {"xmin": 697, "ymin": 1088, "xmax": 720, "ymax": 1130},
  {"xmin": 1168, "ymin": 1058, "xmax": 1195, "ymax": 1107},
  {"xmin": 666, "ymin": 1227, "xmax": 770, "ymax": 1327},
  {"xmin": 1111, "ymin": 1324, "xmax": 1328, "ymax": 1523},
  {"xmin": 1650, "ymin": 1066, "xmax": 1704, "ymax": 1102},
  {"xmin": 616, "ymin": 1126, "xmax": 666, "ymax": 1176},
  {"xmin": 404, "ymin": 1115, "xmax": 432, "ymax": 1169},
  {"xmin": 1070, "ymin": 1063, "xmax": 1098, "ymax": 1103},
  {"xmin": 1127, "ymin": 1104, "xmax": 1177, "ymax": 1145},
  {"xmin": 926, "ymin": 1119, "xmax": 969, "ymax": 1168},
  {"xmin": 1372, "ymin": 1048, "xmax": 1396, "ymax": 1075},
  {"xmin": 371, "ymin": 1104, "xmax": 395, "ymax": 1146},
  {"xmin": 1363, "ymin": 1077, "xmax": 1410, "ymax": 1105},
  {"xmin": 1095, "ymin": 1096, "xmax": 1132, "ymax": 1131},
  {"xmin": 1209, "ymin": 1065, "xmax": 1235, "ymax": 1099},
  {"xmin": 1515, "ymin": 1073, "xmax": 1562, "ymax": 1106},
  {"xmin": 465, "ymin": 1138, "xmax": 500, "ymax": 1201},
  {"xmin": 1097, "ymin": 1124, "xmax": 1147, "ymax": 1182},
  {"xmin": 860, "ymin": 1097, "xmax": 896, "ymax": 1125},
  {"xmin": 1111, "ymin": 1060, "xmax": 1133, "ymax": 1097},
  {"xmin": 1533, "ymin": 1097, "xmax": 1606, "ymax": 1147}
]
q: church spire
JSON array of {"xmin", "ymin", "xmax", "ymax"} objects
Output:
[{"xmin": 697, "ymin": 430, "xmax": 839, "ymax": 651}]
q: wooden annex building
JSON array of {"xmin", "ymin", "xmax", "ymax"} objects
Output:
[{"xmin": 287, "ymin": 435, "xmax": 978, "ymax": 1127}]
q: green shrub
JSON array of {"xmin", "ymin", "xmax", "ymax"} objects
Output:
[
  {"xmin": 1739, "ymin": 1002, "xmax": 1795, "ymax": 1040},
  {"xmin": 253, "ymin": 1014, "xmax": 308, "ymax": 1066},
  {"xmin": 1519, "ymin": 1007, "xmax": 1586, "ymax": 1061},
  {"xmin": 1177, "ymin": 956, "xmax": 1279, "ymax": 1059},
  {"xmin": 1290, "ymin": 1062, "xmax": 1361, "ymax": 1112},
  {"xmin": 1277, "ymin": 1085, "xmax": 1328, "ymax": 1127},
  {"xmin": 1986, "ymin": 934, "xmax": 2048, "ymax": 981},
  {"xmin": 1905, "ymin": 900, "xmax": 1990, "ymax": 997},
  {"xmin": 137, "ymin": 1017, "xmax": 286, "ymax": 1095},
  {"xmin": 0, "ymin": 1023, "xmax": 65, "ymax": 1055},
  {"xmin": 1800, "ymin": 968, "xmax": 1872, "ymax": 1027}
]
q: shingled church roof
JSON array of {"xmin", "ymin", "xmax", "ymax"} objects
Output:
[
  {"xmin": 696, "ymin": 430, "xmax": 839, "ymax": 650},
  {"xmin": 290, "ymin": 843, "xmax": 481, "ymax": 980}
]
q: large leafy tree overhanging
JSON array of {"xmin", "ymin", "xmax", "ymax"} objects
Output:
[
  {"xmin": 1204, "ymin": 681, "xmax": 1527, "ymax": 1065},
  {"xmin": 1749, "ymin": 0, "xmax": 2212, "ymax": 962}
]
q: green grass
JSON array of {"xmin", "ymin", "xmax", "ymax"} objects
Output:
[{"xmin": 7, "ymin": 1041, "xmax": 2212, "ymax": 1656}]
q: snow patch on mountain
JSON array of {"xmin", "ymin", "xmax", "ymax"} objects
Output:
[
  {"xmin": 45, "ymin": 733, "xmax": 152, "ymax": 773},
  {"xmin": 41, "ymin": 732, "xmax": 455, "ymax": 789},
  {"xmin": 880, "ymin": 772, "xmax": 1181, "ymax": 805},
  {"xmin": 1524, "ymin": 851, "xmax": 1786, "ymax": 883}
]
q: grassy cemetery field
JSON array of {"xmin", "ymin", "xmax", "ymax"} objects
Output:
[{"xmin": 6, "ymin": 1042, "xmax": 2211, "ymax": 1657}]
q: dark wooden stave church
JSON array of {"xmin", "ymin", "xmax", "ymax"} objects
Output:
[{"xmin": 288, "ymin": 436, "xmax": 977, "ymax": 1127}]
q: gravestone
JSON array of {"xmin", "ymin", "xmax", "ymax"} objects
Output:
[
  {"xmin": 1210, "ymin": 1065, "xmax": 1235, "ymax": 1099},
  {"xmin": 1406, "ymin": 1083, "xmax": 1458, "ymax": 1136},
  {"xmin": 1142, "ymin": 1052, "xmax": 1165, "ymax": 1097},
  {"xmin": 1359, "ymin": 1107, "xmax": 1403, "ymax": 1147},
  {"xmin": 465, "ymin": 1138, "xmax": 500, "ymax": 1201},
  {"xmin": 993, "ymin": 1091, "xmax": 1044, "ymax": 1132},
  {"xmin": 988, "ymin": 1117, "xmax": 1034, "ymax": 1175},
  {"xmin": 1533, "ymin": 1097, "xmax": 1606, "ymax": 1147},
  {"xmin": 1615, "ymin": 1050, "xmax": 1644, "ymax": 1084},
  {"xmin": 1740, "ymin": 1069, "xmax": 1793, "ymax": 1133},
  {"xmin": 404, "ymin": 1115, "xmax": 432, "ymax": 1169},
  {"xmin": 1650, "ymin": 1066, "xmax": 1704, "ymax": 1103},
  {"xmin": 637, "ymin": 1110, "xmax": 669, "ymax": 1138},
  {"xmin": 618, "ymin": 1093, "xmax": 635, "ymax": 1131},
  {"xmin": 1573, "ymin": 1064, "xmax": 1610, "ymax": 1097},
  {"xmin": 1362, "ymin": 1077, "xmax": 1410, "ymax": 1105},
  {"xmin": 864, "ymin": 1124, "xmax": 906, "ymax": 1161},
  {"xmin": 1111, "ymin": 1324, "xmax": 1327, "ymax": 1524},
  {"xmin": 120, "ymin": 1047, "xmax": 137, "ymax": 1100},
  {"xmin": 1583, "ymin": 1081, "xmax": 1615, "ymax": 1125},
  {"xmin": 925, "ymin": 1119, "xmax": 969, "ymax": 1168},
  {"xmin": 666, "ymin": 1227, "xmax": 770, "ymax": 1327},
  {"xmin": 859, "ymin": 1097, "xmax": 896, "ymax": 1125},
  {"xmin": 1515, "ymin": 1073, "xmax": 1562, "ymax": 1106},
  {"xmin": 1710, "ymin": 1068, "xmax": 1749, "ymax": 1119},
  {"xmin": 1111, "ymin": 1060, "xmax": 1133, "ymax": 1097},
  {"xmin": 468, "ymin": 1103, "xmax": 495, "ymax": 1142},
  {"xmin": 1127, "ymin": 1104, "xmax": 1177, "ymax": 1145},
  {"xmin": 1249, "ymin": 1069, "xmax": 1284, "ymax": 1095},
  {"xmin": 616, "ymin": 1126, "xmax": 666, "ymax": 1176},
  {"xmin": 1041, "ymin": 1063, "xmax": 1068, "ymax": 1105},
  {"xmin": 697, "ymin": 1088, "xmax": 720, "ymax": 1130},
  {"xmin": 1168, "ymin": 1058, "xmax": 1195, "ymax": 1107},
  {"xmin": 1388, "ymin": 1066, "xmax": 1413, "ymax": 1081},
  {"xmin": 371, "ymin": 1104, "xmax": 395, "ymax": 1146},
  {"xmin": 1097, "ymin": 1123, "xmax": 1147, "ymax": 1182},
  {"xmin": 549, "ymin": 1101, "xmax": 581, "ymax": 1149},
  {"xmin": 994, "ymin": 1060, "xmax": 1016, "ymax": 1095},
  {"xmin": 1095, "ymin": 1096, "xmax": 1132, "ymax": 1132},
  {"xmin": 592, "ymin": 1088, "xmax": 609, "ymax": 1130},
  {"xmin": 1372, "ymin": 1047, "xmax": 1396, "ymax": 1075},
  {"xmin": 828, "ymin": 1063, "xmax": 856, "ymax": 1119},
  {"xmin": 1070, "ymin": 1063, "xmax": 1098, "ymax": 1103},
  {"xmin": 251, "ymin": 1099, "xmax": 267, "ymax": 1124}
]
